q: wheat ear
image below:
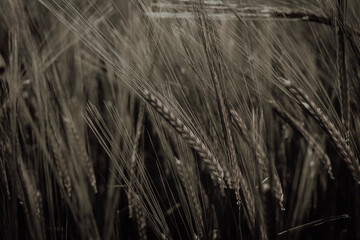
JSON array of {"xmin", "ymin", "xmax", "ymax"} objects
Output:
[
  {"xmin": 0, "ymin": 141, "xmax": 10, "ymax": 199},
  {"xmin": 128, "ymin": 104, "xmax": 145, "ymax": 218},
  {"xmin": 282, "ymin": 78, "xmax": 360, "ymax": 183},
  {"xmin": 48, "ymin": 128, "xmax": 72, "ymax": 197},
  {"xmin": 175, "ymin": 158, "xmax": 204, "ymax": 234},
  {"xmin": 271, "ymin": 101, "xmax": 335, "ymax": 179},
  {"xmin": 133, "ymin": 193, "xmax": 148, "ymax": 240},
  {"xmin": 19, "ymin": 159, "xmax": 46, "ymax": 239},
  {"xmin": 231, "ymin": 109, "xmax": 284, "ymax": 208},
  {"xmin": 64, "ymin": 117, "xmax": 98, "ymax": 193},
  {"xmin": 230, "ymin": 109, "xmax": 251, "ymax": 145},
  {"xmin": 121, "ymin": 103, "xmax": 147, "ymax": 238},
  {"xmin": 142, "ymin": 89, "xmax": 224, "ymax": 185}
]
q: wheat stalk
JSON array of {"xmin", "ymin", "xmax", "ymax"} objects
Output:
[
  {"xmin": 336, "ymin": 0, "xmax": 350, "ymax": 141},
  {"xmin": 197, "ymin": 6, "xmax": 238, "ymax": 174},
  {"xmin": 196, "ymin": 10, "xmax": 253, "ymax": 227}
]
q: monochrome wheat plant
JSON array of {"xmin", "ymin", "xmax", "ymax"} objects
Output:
[{"xmin": 0, "ymin": 0, "xmax": 359, "ymax": 239}]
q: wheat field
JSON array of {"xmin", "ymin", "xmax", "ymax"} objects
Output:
[{"xmin": 0, "ymin": 0, "xmax": 359, "ymax": 239}]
